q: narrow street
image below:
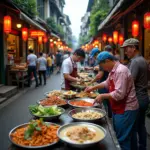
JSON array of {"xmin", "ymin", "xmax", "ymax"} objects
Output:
[{"xmin": 0, "ymin": 74, "xmax": 61, "ymax": 150}]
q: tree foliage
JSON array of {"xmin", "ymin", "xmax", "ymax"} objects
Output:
[
  {"xmin": 79, "ymin": 34, "xmax": 91, "ymax": 46},
  {"xmin": 89, "ymin": 0, "xmax": 110, "ymax": 36},
  {"xmin": 12, "ymin": 0, "xmax": 37, "ymax": 16},
  {"xmin": 46, "ymin": 17, "xmax": 64, "ymax": 37}
]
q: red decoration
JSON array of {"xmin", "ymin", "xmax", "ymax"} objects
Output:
[
  {"xmin": 30, "ymin": 30, "xmax": 45, "ymax": 37},
  {"xmin": 102, "ymin": 34, "xmax": 107, "ymax": 42},
  {"xmin": 132, "ymin": 20, "xmax": 139, "ymax": 37},
  {"xmin": 108, "ymin": 37, "xmax": 113, "ymax": 43},
  {"xmin": 113, "ymin": 31, "xmax": 118, "ymax": 44},
  {"xmin": 22, "ymin": 28, "xmax": 28, "ymax": 41},
  {"xmin": 119, "ymin": 34, "xmax": 124, "ymax": 45},
  {"xmin": 144, "ymin": 12, "xmax": 150, "ymax": 29},
  {"xmin": 43, "ymin": 36, "xmax": 48, "ymax": 43},
  {"xmin": 4, "ymin": 16, "xmax": 11, "ymax": 33},
  {"xmin": 50, "ymin": 43, "xmax": 54, "ymax": 47},
  {"xmin": 38, "ymin": 36, "xmax": 43, "ymax": 44}
]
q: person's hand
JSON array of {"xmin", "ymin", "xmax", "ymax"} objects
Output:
[
  {"xmin": 84, "ymin": 86, "xmax": 93, "ymax": 93},
  {"xmin": 94, "ymin": 94, "xmax": 103, "ymax": 104},
  {"xmin": 95, "ymin": 74, "xmax": 101, "ymax": 80}
]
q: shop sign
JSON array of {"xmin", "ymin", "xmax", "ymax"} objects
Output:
[{"xmin": 30, "ymin": 30, "xmax": 45, "ymax": 37}]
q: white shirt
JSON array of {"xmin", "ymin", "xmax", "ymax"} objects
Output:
[
  {"xmin": 61, "ymin": 57, "xmax": 75, "ymax": 88},
  {"xmin": 37, "ymin": 57, "xmax": 47, "ymax": 71},
  {"xmin": 27, "ymin": 54, "xmax": 37, "ymax": 66}
]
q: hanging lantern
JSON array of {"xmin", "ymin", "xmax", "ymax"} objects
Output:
[
  {"xmin": 102, "ymin": 34, "xmax": 107, "ymax": 42},
  {"xmin": 113, "ymin": 31, "xmax": 118, "ymax": 44},
  {"xmin": 108, "ymin": 37, "xmax": 113, "ymax": 43},
  {"xmin": 43, "ymin": 36, "xmax": 48, "ymax": 43},
  {"xmin": 144, "ymin": 12, "xmax": 150, "ymax": 29},
  {"xmin": 119, "ymin": 34, "xmax": 124, "ymax": 45},
  {"xmin": 50, "ymin": 43, "xmax": 54, "ymax": 47},
  {"xmin": 22, "ymin": 28, "xmax": 28, "ymax": 41},
  {"xmin": 38, "ymin": 36, "xmax": 42, "ymax": 44},
  {"xmin": 4, "ymin": 15, "xmax": 11, "ymax": 33},
  {"xmin": 132, "ymin": 20, "xmax": 139, "ymax": 37}
]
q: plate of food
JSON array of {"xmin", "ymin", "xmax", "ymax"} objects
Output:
[
  {"xmin": 44, "ymin": 90, "xmax": 64, "ymax": 98},
  {"xmin": 68, "ymin": 98, "xmax": 99, "ymax": 108},
  {"xmin": 37, "ymin": 95, "xmax": 67, "ymax": 107},
  {"xmin": 9, "ymin": 119, "xmax": 60, "ymax": 149},
  {"xmin": 57, "ymin": 122, "xmax": 106, "ymax": 148},
  {"xmin": 29, "ymin": 105, "xmax": 65, "ymax": 121},
  {"xmin": 68, "ymin": 108, "xmax": 106, "ymax": 122},
  {"xmin": 63, "ymin": 90, "xmax": 77, "ymax": 99},
  {"xmin": 76, "ymin": 91, "xmax": 98, "ymax": 98}
]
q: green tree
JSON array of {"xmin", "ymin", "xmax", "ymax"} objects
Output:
[
  {"xmin": 79, "ymin": 34, "xmax": 91, "ymax": 46},
  {"xmin": 12, "ymin": 0, "xmax": 37, "ymax": 16},
  {"xmin": 89, "ymin": 0, "xmax": 110, "ymax": 36}
]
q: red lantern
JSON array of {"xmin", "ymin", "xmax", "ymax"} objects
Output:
[
  {"xmin": 38, "ymin": 36, "xmax": 42, "ymax": 44},
  {"xmin": 113, "ymin": 31, "xmax": 118, "ymax": 44},
  {"xmin": 43, "ymin": 36, "xmax": 48, "ymax": 43},
  {"xmin": 108, "ymin": 37, "xmax": 113, "ymax": 43},
  {"xmin": 119, "ymin": 34, "xmax": 124, "ymax": 45},
  {"xmin": 22, "ymin": 28, "xmax": 28, "ymax": 41},
  {"xmin": 144, "ymin": 12, "xmax": 150, "ymax": 29},
  {"xmin": 102, "ymin": 34, "xmax": 107, "ymax": 42},
  {"xmin": 132, "ymin": 20, "xmax": 139, "ymax": 37},
  {"xmin": 4, "ymin": 16, "xmax": 11, "ymax": 33},
  {"xmin": 50, "ymin": 43, "xmax": 54, "ymax": 47}
]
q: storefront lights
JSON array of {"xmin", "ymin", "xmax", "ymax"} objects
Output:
[
  {"xmin": 119, "ymin": 34, "xmax": 124, "ymax": 45},
  {"xmin": 38, "ymin": 36, "xmax": 43, "ymax": 44},
  {"xmin": 132, "ymin": 20, "xmax": 139, "ymax": 37},
  {"xmin": 43, "ymin": 36, "xmax": 48, "ymax": 43},
  {"xmin": 22, "ymin": 28, "xmax": 28, "ymax": 41},
  {"xmin": 4, "ymin": 15, "xmax": 11, "ymax": 34},
  {"xmin": 144, "ymin": 12, "xmax": 150, "ymax": 29},
  {"xmin": 113, "ymin": 31, "xmax": 118, "ymax": 44},
  {"xmin": 102, "ymin": 34, "xmax": 107, "ymax": 42},
  {"xmin": 108, "ymin": 37, "xmax": 113, "ymax": 43},
  {"xmin": 16, "ymin": 24, "xmax": 22, "ymax": 28}
]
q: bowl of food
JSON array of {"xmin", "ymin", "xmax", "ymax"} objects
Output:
[
  {"xmin": 68, "ymin": 108, "xmax": 106, "ymax": 122},
  {"xmin": 57, "ymin": 122, "xmax": 106, "ymax": 148},
  {"xmin": 68, "ymin": 98, "xmax": 99, "ymax": 108},
  {"xmin": 44, "ymin": 90, "xmax": 64, "ymax": 98},
  {"xmin": 29, "ymin": 105, "xmax": 65, "ymax": 121},
  {"xmin": 37, "ymin": 95, "xmax": 68, "ymax": 107},
  {"xmin": 76, "ymin": 91, "xmax": 98, "ymax": 98},
  {"xmin": 63, "ymin": 90, "xmax": 77, "ymax": 99},
  {"xmin": 9, "ymin": 119, "xmax": 60, "ymax": 149}
]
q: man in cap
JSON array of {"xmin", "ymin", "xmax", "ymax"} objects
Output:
[
  {"xmin": 85, "ymin": 51, "xmax": 139, "ymax": 150},
  {"xmin": 121, "ymin": 38, "xmax": 149, "ymax": 150}
]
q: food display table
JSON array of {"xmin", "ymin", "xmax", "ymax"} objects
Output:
[
  {"xmin": 9, "ymin": 69, "xmax": 28, "ymax": 89},
  {"xmin": 9, "ymin": 107, "xmax": 121, "ymax": 150}
]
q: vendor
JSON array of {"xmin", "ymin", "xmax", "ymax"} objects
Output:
[
  {"xmin": 85, "ymin": 51, "xmax": 139, "ymax": 150},
  {"xmin": 61, "ymin": 48, "xmax": 85, "ymax": 90}
]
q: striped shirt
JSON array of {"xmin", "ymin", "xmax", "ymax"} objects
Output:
[{"xmin": 103, "ymin": 62, "xmax": 139, "ymax": 111}]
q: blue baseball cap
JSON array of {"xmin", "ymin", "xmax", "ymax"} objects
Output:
[
  {"xmin": 97, "ymin": 51, "xmax": 115, "ymax": 64},
  {"xmin": 90, "ymin": 48, "xmax": 100, "ymax": 58}
]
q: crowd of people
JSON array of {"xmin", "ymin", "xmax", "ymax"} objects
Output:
[
  {"xmin": 27, "ymin": 50, "xmax": 70, "ymax": 88},
  {"xmin": 60, "ymin": 38, "xmax": 150, "ymax": 150}
]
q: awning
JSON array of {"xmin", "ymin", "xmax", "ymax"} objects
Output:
[
  {"xmin": 20, "ymin": 12, "xmax": 46, "ymax": 32},
  {"xmin": 51, "ymin": 32, "xmax": 60, "ymax": 39},
  {"xmin": 98, "ymin": 0, "xmax": 125, "ymax": 30}
]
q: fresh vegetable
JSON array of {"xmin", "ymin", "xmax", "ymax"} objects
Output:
[{"xmin": 29, "ymin": 105, "xmax": 63, "ymax": 116}]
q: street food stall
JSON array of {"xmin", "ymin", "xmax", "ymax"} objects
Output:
[{"xmin": 8, "ymin": 72, "xmax": 121, "ymax": 150}]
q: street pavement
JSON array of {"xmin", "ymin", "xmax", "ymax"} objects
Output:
[
  {"xmin": 0, "ymin": 73, "xmax": 61, "ymax": 150},
  {"xmin": 0, "ymin": 73, "xmax": 150, "ymax": 150}
]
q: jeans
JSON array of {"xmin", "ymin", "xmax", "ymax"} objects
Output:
[
  {"xmin": 113, "ymin": 110, "xmax": 138, "ymax": 150},
  {"xmin": 137, "ymin": 96, "xmax": 149, "ymax": 150},
  {"xmin": 47, "ymin": 66, "xmax": 51, "ymax": 76},
  {"xmin": 39, "ymin": 70, "xmax": 46, "ymax": 85},
  {"xmin": 28, "ymin": 66, "xmax": 38, "ymax": 86}
]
